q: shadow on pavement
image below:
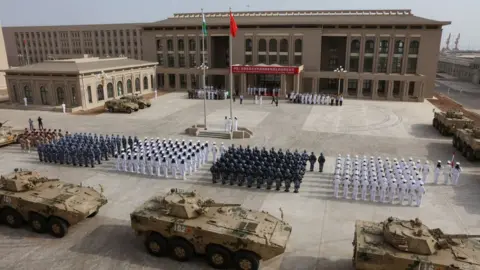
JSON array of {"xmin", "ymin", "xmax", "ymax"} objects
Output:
[
  {"xmin": 69, "ymin": 223, "xmax": 208, "ymax": 269},
  {"xmin": 408, "ymin": 123, "xmax": 446, "ymax": 140},
  {"xmin": 279, "ymin": 255, "xmax": 352, "ymax": 270},
  {"xmin": 450, "ymin": 172, "xmax": 480, "ymax": 217}
]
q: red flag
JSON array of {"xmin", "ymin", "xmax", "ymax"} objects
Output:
[
  {"xmin": 451, "ymin": 152, "xmax": 455, "ymax": 168},
  {"xmin": 23, "ymin": 40, "xmax": 26, "ymax": 45},
  {"xmin": 229, "ymin": 11, "xmax": 237, "ymax": 38}
]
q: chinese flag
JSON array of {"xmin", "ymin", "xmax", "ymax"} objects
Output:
[{"xmin": 229, "ymin": 11, "xmax": 237, "ymax": 38}]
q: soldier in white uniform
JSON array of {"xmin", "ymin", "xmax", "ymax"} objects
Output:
[
  {"xmin": 398, "ymin": 178, "xmax": 407, "ymax": 204},
  {"xmin": 171, "ymin": 157, "xmax": 177, "ymax": 179},
  {"xmin": 227, "ymin": 117, "xmax": 233, "ymax": 132},
  {"xmin": 220, "ymin": 142, "xmax": 226, "ymax": 157},
  {"xmin": 342, "ymin": 176, "xmax": 351, "ymax": 199},
  {"xmin": 370, "ymin": 178, "xmax": 378, "ymax": 202},
  {"xmin": 388, "ymin": 179, "xmax": 398, "ymax": 203},
  {"xmin": 180, "ymin": 158, "xmax": 186, "ymax": 180},
  {"xmin": 443, "ymin": 161, "xmax": 451, "ymax": 184},
  {"xmin": 422, "ymin": 160, "xmax": 430, "ymax": 182},
  {"xmin": 416, "ymin": 182, "xmax": 426, "ymax": 207},
  {"xmin": 361, "ymin": 178, "xmax": 369, "ymax": 201},
  {"xmin": 408, "ymin": 179, "xmax": 417, "ymax": 206},
  {"xmin": 379, "ymin": 178, "xmax": 389, "ymax": 203},
  {"xmin": 212, "ymin": 142, "xmax": 218, "ymax": 162},
  {"xmin": 452, "ymin": 162, "xmax": 462, "ymax": 185},
  {"xmin": 433, "ymin": 160, "xmax": 441, "ymax": 184},
  {"xmin": 224, "ymin": 116, "xmax": 229, "ymax": 132},
  {"xmin": 333, "ymin": 176, "xmax": 341, "ymax": 198},
  {"xmin": 351, "ymin": 176, "xmax": 360, "ymax": 200},
  {"xmin": 115, "ymin": 152, "xmax": 122, "ymax": 171}
]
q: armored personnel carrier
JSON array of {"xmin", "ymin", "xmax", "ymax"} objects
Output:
[
  {"xmin": 120, "ymin": 95, "xmax": 151, "ymax": 109},
  {"xmin": 353, "ymin": 217, "xmax": 480, "ymax": 270},
  {"xmin": 0, "ymin": 169, "xmax": 107, "ymax": 238},
  {"xmin": 130, "ymin": 188, "xmax": 292, "ymax": 270},
  {"xmin": 0, "ymin": 122, "xmax": 23, "ymax": 147},
  {"xmin": 432, "ymin": 109, "xmax": 474, "ymax": 136},
  {"xmin": 104, "ymin": 99, "xmax": 139, "ymax": 114},
  {"xmin": 453, "ymin": 126, "xmax": 480, "ymax": 161}
]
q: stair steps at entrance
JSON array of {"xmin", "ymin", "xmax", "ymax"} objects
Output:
[{"xmin": 197, "ymin": 130, "xmax": 231, "ymax": 140}]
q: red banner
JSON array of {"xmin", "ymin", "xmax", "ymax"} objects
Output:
[{"xmin": 231, "ymin": 65, "xmax": 300, "ymax": 75}]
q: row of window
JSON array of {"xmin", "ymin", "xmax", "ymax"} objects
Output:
[
  {"xmin": 15, "ymin": 29, "xmax": 139, "ymax": 41},
  {"xmin": 348, "ymin": 55, "xmax": 418, "ymax": 73},
  {"xmin": 19, "ymin": 38, "xmax": 140, "ymax": 50},
  {"xmin": 350, "ymin": 39, "xmax": 419, "ymax": 55},
  {"xmin": 11, "ymin": 84, "xmax": 77, "ymax": 106}
]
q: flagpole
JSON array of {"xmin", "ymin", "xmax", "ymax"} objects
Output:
[
  {"xmin": 229, "ymin": 8, "xmax": 234, "ymax": 130},
  {"xmin": 201, "ymin": 9, "xmax": 207, "ymax": 130}
]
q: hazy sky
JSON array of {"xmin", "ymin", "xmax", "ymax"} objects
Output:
[{"xmin": 0, "ymin": 0, "xmax": 477, "ymax": 49}]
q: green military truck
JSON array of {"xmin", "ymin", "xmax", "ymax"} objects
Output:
[
  {"xmin": 120, "ymin": 95, "xmax": 151, "ymax": 109},
  {"xmin": 104, "ymin": 99, "xmax": 139, "ymax": 114}
]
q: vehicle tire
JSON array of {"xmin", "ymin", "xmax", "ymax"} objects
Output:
[
  {"xmin": 233, "ymin": 251, "xmax": 260, "ymax": 270},
  {"xmin": 169, "ymin": 238, "xmax": 194, "ymax": 262},
  {"xmin": 465, "ymin": 147, "xmax": 475, "ymax": 161},
  {"xmin": 29, "ymin": 213, "xmax": 48, "ymax": 233},
  {"xmin": 139, "ymin": 104, "xmax": 145, "ymax": 109},
  {"xmin": 108, "ymin": 107, "xmax": 113, "ymax": 113},
  {"xmin": 127, "ymin": 108, "xmax": 132, "ymax": 114},
  {"xmin": 206, "ymin": 245, "xmax": 232, "ymax": 269},
  {"xmin": 146, "ymin": 104, "xmax": 151, "ymax": 108},
  {"xmin": 145, "ymin": 233, "xmax": 168, "ymax": 257},
  {"xmin": 1, "ymin": 208, "xmax": 23, "ymax": 228},
  {"xmin": 48, "ymin": 217, "xmax": 68, "ymax": 238}
]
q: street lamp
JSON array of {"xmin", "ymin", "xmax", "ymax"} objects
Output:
[
  {"xmin": 334, "ymin": 66, "xmax": 347, "ymax": 96},
  {"xmin": 197, "ymin": 63, "xmax": 209, "ymax": 130}
]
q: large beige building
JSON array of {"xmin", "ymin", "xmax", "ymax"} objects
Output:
[
  {"xmin": 2, "ymin": 9, "xmax": 450, "ymax": 102},
  {"xmin": 3, "ymin": 57, "xmax": 157, "ymax": 110},
  {"xmin": 142, "ymin": 9, "xmax": 450, "ymax": 101},
  {"xmin": 2, "ymin": 23, "xmax": 143, "ymax": 67},
  {"xmin": 0, "ymin": 22, "xmax": 9, "ymax": 91}
]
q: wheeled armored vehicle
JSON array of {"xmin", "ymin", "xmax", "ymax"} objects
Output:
[
  {"xmin": 0, "ymin": 122, "xmax": 23, "ymax": 147},
  {"xmin": 432, "ymin": 109, "xmax": 474, "ymax": 136},
  {"xmin": 0, "ymin": 169, "xmax": 108, "ymax": 238},
  {"xmin": 104, "ymin": 99, "xmax": 139, "ymax": 114},
  {"xmin": 353, "ymin": 217, "xmax": 480, "ymax": 270},
  {"xmin": 120, "ymin": 95, "xmax": 151, "ymax": 109},
  {"xmin": 453, "ymin": 126, "xmax": 480, "ymax": 161},
  {"xmin": 130, "ymin": 188, "xmax": 292, "ymax": 270}
]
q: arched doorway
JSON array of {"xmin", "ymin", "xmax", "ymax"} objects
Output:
[
  {"xmin": 24, "ymin": 85, "xmax": 32, "ymax": 103},
  {"xmin": 97, "ymin": 84, "xmax": 105, "ymax": 101},
  {"xmin": 56, "ymin": 87, "xmax": 65, "ymax": 105},
  {"xmin": 40, "ymin": 86, "xmax": 48, "ymax": 105},
  {"xmin": 117, "ymin": 81, "xmax": 124, "ymax": 96},
  {"xmin": 107, "ymin": 83, "xmax": 114, "ymax": 98},
  {"xmin": 143, "ymin": 76, "xmax": 148, "ymax": 90},
  {"xmin": 127, "ymin": 79, "xmax": 132, "ymax": 94},
  {"xmin": 135, "ymin": 78, "xmax": 140, "ymax": 92}
]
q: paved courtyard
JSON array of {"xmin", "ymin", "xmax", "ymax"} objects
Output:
[{"xmin": 0, "ymin": 92, "xmax": 479, "ymax": 270}]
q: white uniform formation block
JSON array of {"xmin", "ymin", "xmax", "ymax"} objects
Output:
[
  {"xmin": 333, "ymin": 155, "xmax": 427, "ymax": 207},
  {"xmin": 290, "ymin": 93, "xmax": 340, "ymax": 105},
  {"xmin": 114, "ymin": 138, "xmax": 225, "ymax": 180}
]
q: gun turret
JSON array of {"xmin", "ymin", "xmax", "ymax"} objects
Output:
[
  {"xmin": 0, "ymin": 120, "xmax": 8, "ymax": 128},
  {"xmin": 202, "ymin": 203, "xmax": 242, "ymax": 207}
]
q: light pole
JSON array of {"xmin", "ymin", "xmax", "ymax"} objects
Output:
[
  {"xmin": 197, "ymin": 63, "xmax": 209, "ymax": 130},
  {"xmin": 334, "ymin": 66, "xmax": 347, "ymax": 96}
]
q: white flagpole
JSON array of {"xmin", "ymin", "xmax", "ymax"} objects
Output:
[
  {"xmin": 229, "ymin": 8, "xmax": 234, "ymax": 129},
  {"xmin": 202, "ymin": 9, "xmax": 207, "ymax": 130}
]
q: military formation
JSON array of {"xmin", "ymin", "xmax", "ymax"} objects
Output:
[
  {"xmin": 187, "ymin": 87, "xmax": 227, "ymax": 100},
  {"xmin": 333, "ymin": 155, "xmax": 427, "ymax": 206},
  {"xmin": 19, "ymin": 128, "xmax": 67, "ymax": 153},
  {"xmin": 113, "ymin": 138, "xmax": 212, "ymax": 179},
  {"xmin": 37, "ymin": 133, "xmax": 116, "ymax": 167},
  {"xmin": 210, "ymin": 146, "xmax": 309, "ymax": 193},
  {"xmin": 289, "ymin": 92, "xmax": 344, "ymax": 106},
  {"xmin": 432, "ymin": 160, "xmax": 462, "ymax": 185}
]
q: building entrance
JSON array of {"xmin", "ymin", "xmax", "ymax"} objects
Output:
[{"xmin": 255, "ymin": 74, "xmax": 280, "ymax": 96}]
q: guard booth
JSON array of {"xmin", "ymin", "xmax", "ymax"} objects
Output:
[{"xmin": 231, "ymin": 64, "xmax": 304, "ymax": 97}]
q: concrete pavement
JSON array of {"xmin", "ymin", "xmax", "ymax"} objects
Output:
[{"xmin": 0, "ymin": 92, "xmax": 479, "ymax": 270}]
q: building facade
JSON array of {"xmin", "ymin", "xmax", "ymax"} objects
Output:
[
  {"xmin": 2, "ymin": 24, "xmax": 143, "ymax": 67},
  {"xmin": 142, "ymin": 9, "xmax": 449, "ymax": 101},
  {"xmin": 437, "ymin": 53, "xmax": 480, "ymax": 84},
  {"xmin": 3, "ymin": 57, "xmax": 157, "ymax": 110}
]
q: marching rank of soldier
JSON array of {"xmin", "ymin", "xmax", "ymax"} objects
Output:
[
  {"xmin": 288, "ymin": 92, "xmax": 344, "ymax": 106},
  {"xmin": 114, "ymin": 138, "xmax": 218, "ymax": 180},
  {"xmin": 209, "ymin": 146, "xmax": 308, "ymax": 193},
  {"xmin": 333, "ymin": 155, "xmax": 430, "ymax": 207}
]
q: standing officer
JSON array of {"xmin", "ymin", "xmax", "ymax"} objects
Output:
[
  {"xmin": 318, "ymin": 153, "xmax": 326, "ymax": 173},
  {"xmin": 308, "ymin": 152, "xmax": 317, "ymax": 172}
]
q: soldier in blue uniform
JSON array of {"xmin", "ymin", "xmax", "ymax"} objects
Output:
[
  {"xmin": 94, "ymin": 145, "xmax": 102, "ymax": 164},
  {"xmin": 37, "ymin": 144, "xmax": 44, "ymax": 162}
]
